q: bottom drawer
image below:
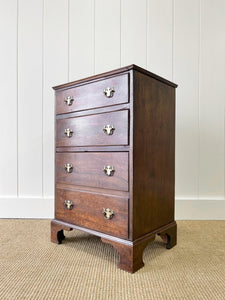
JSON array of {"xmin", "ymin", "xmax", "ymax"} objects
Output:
[{"xmin": 55, "ymin": 188, "xmax": 128, "ymax": 239}]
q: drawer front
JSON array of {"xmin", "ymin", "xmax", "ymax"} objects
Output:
[
  {"xmin": 56, "ymin": 152, "xmax": 128, "ymax": 191},
  {"xmin": 56, "ymin": 74, "xmax": 129, "ymax": 114},
  {"xmin": 56, "ymin": 110, "xmax": 129, "ymax": 147},
  {"xmin": 55, "ymin": 189, "xmax": 128, "ymax": 239}
]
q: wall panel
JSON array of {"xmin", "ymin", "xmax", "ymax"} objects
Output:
[
  {"xmin": 18, "ymin": 0, "xmax": 43, "ymax": 196},
  {"xmin": 43, "ymin": 0, "xmax": 69, "ymax": 197},
  {"xmin": 0, "ymin": 0, "xmax": 224, "ymax": 219},
  {"xmin": 95, "ymin": 0, "xmax": 120, "ymax": 73},
  {"xmin": 147, "ymin": 0, "xmax": 173, "ymax": 80},
  {"xmin": 173, "ymin": 0, "xmax": 200, "ymax": 198},
  {"xmin": 121, "ymin": 0, "xmax": 147, "ymax": 68},
  {"xmin": 0, "ymin": 0, "xmax": 18, "ymax": 196},
  {"xmin": 199, "ymin": 0, "xmax": 225, "ymax": 198},
  {"xmin": 69, "ymin": 0, "xmax": 94, "ymax": 80}
]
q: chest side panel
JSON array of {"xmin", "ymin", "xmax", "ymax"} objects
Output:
[{"xmin": 132, "ymin": 70, "xmax": 176, "ymax": 239}]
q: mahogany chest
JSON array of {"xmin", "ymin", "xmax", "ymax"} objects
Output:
[{"xmin": 51, "ymin": 64, "xmax": 178, "ymax": 273}]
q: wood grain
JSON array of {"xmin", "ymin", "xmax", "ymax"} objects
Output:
[
  {"xmin": 53, "ymin": 65, "xmax": 177, "ymax": 90},
  {"xmin": 56, "ymin": 152, "xmax": 128, "ymax": 191},
  {"xmin": 101, "ymin": 235, "xmax": 155, "ymax": 273},
  {"xmin": 56, "ymin": 110, "xmax": 129, "ymax": 147},
  {"xmin": 53, "ymin": 64, "xmax": 177, "ymax": 273},
  {"xmin": 55, "ymin": 188, "xmax": 129, "ymax": 239},
  {"xmin": 132, "ymin": 69, "xmax": 176, "ymax": 239},
  {"xmin": 56, "ymin": 73, "xmax": 129, "ymax": 114},
  {"xmin": 51, "ymin": 219, "xmax": 72, "ymax": 244}
]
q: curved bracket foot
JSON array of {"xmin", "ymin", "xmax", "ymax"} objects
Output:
[
  {"xmin": 157, "ymin": 222, "xmax": 177, "ymax": 249},
  {"xmin": 101, "ymin": 236, "xmax": 155, "ymax": 273},
  {"xmin": 51, "ymin": 220, "xmax": 73, "ymax": 244}
]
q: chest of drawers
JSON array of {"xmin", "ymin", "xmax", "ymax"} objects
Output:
[{"xmin": 51, "ymin": 64, "xmax": 178, "ymax": 273}]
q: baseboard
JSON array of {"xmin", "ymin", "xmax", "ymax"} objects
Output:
[
  {"xmin": 175, "ymin": 198, "xmax": 225, "ymax": 220},
  {"xmin": 0, "ymin": 196, "xmax": 54, "ymax": 219},
  {"xmin": 0, "ymin": 197, "xmax": 224, "ymax": 220}
]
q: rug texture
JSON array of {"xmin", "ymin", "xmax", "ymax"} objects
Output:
[{"xmin": 0, "ymin": 220, "xmax": 224, "ymax": 300}]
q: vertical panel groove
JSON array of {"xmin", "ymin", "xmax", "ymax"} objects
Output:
[
  {"xmin": 0, "ymin": 0, "xmax": 224, "ymax": 217},
  {"xmin": 17, "ymin": 0, "xmax": 19, "ymax": 196},
  {"xmin": 121, "ymin": 0, "xmax": 147, "ymax": 68},
  {"xmin": 18, "ymin": 0, "xmax": 43, "ymax": 196},
  {"xmin": 95, "ymin": 0, "xmax": 120, "ymax": 73},
  {"xmin": 120, "ymin": 0, "xmax": 121, "ymax": 67},
  {"xmin": 42, "ymin": 0, "xmax": 44, "ymax": 197},
  {"xmin": 69, "ymin": 0, "xmax": 94, "ymax": 79},
  {"xmin": 172, "ymin": 0, "xmax": 174, "ymax": 81},
  {"xmin": 146, "ymin": 0, "xmax": 148, "ymax": 69},
  {"xmin": 68, "ymin": 0, "xmax": 70, "ymax": 80},
  {"xmin": 174, "ymin": 0, "xmax": 199, "ymax": 197},
  {"xmin": 198, "ymin": 0, "xmax": 201, "ymax": 201},
  {"xmin": 198, "ymin": 0, "xmax": 225, "ymax": 197},
  {"xmin": 147, "ymin": 0, "xmax": 173, "ymax": 79},
  {"xmin": 43, "ymin": 0, "xmax": 68, "ymax": 197},
  {"xmin": 93, "ymin": 0, "xmax": 95, "ymax": 74}
]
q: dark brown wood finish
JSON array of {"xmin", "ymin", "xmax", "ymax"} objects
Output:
[
  {"xmin": 55, "ymin": 188, "xmax": 129, "ymax": 239},
  {"xmin": 53, "ymin": 64, "xmax": 177, "ymax": 91},
  {"xmin": 56, "ymin": 103, "xmax": 130, "ymax": 120},
  {"xmin": 51, "ymin": 220, "xmax": 73, "ymax": 244},
  {"xmin": 56, "ymin": 182, "xmax": 129, "ymax": 198},
  {"xmin": 51, "ymin": 64, "xmax": 177, "ymax": 273},
  {"xmin": 51, "ymin": 218, "xmax": 176, "ymax": 273},
  {"xmin": 56, "ymin": 145, "xmax": 129, "ymax": 152},
  {"xmin": 56, "ymin": 110, "xmax": 129, "ymax": 147},
  {"xmin": 132, "ymin": 70, "xmax": 176, "ymax": 239},
  {"xmin": 56, "ymin": 73, "xmax": 129, "ymax": 114},
  {"xmin": 55, "ymin": 152, "xmax": 129, "ymax": 191},
  {"xmin": 158, "ymin": 222, "xmax": 177, "ymax": 249},
  {"xmin": 101, "ymin": 235, "xmax": 155, "ymax": 273}
]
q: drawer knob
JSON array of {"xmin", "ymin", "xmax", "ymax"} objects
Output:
[
  {"xmin": 103, "ymin": 124, "xmax": 115, "ymax": 135},
  {"xmin": 103, "ymin": 87, "xmax": 115, "ymax": 98},
  {"xmin": 64, "ymin": 200, "xmax": 73, "ymax": 210},
  {"xmin": 64, "ymin": 128, "xmax": 73, "ymax": 138},
  {"xmin": 103, "ymin": 208, "xmax": 114, "ymax": 220},
  {"xmin": 103, "ymin": 165, "xmax": 115, "ymax": 176},
  {"xmin": 64, "ymin": 96, "xmax": 74, "ymax": 106},
  {"xmin": 64, "ymin": 163, "xmax": 73, "ymax": 173}
]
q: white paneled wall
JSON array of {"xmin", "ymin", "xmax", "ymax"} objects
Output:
[
  {"xmin": 0, "ymin": 0, "xmax": 225, "ymax": 219},
  {"xmin": 174, "ymin": 0, "xmax": 200, "ymax": 198}
]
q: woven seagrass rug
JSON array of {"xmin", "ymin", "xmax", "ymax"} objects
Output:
[{"xmin": 0, "ymin": 220, "xmax": 224, "ymax": 299}]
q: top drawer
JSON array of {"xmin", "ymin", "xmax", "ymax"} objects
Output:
[{"xmin": 55, "ymin": 74, "xmax": 129, "ymax": 114}]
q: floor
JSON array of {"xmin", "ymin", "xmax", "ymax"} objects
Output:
[{"xmin": 0, "ymin": 220, "xmax": 224, "ymax": 299}]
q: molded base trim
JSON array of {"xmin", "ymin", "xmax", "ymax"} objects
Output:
[{"xmin": 51, "ymin": 219, "xmax": 177, "ymax": 273}]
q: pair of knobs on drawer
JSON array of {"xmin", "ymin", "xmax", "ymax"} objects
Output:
[
  {"xmin": 63, "ymin": 200, "xmax": 114, "ymax": 220},
  {"xmin": 64, "ymin": 87, "xmax": 115, "ymax": 106},
  {"xmin": 64, "ymin": 163, "xmax": 115, "ymax": 176},
  {"xmin": 64, "ymin": 125, "xmax": 115, "ymax": 138}
]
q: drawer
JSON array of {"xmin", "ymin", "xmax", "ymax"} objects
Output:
[
  {"xmin": 56, "ymin": 152, "xmax": 128, "ymax": 191},
  {"xmin": 56, "ymin": 110, "xmax": 129, "ymax": 147},
  {"xmin": 55, "ymin": 189, "xmax": 128, "ymax": 239},
  {"xmin": 56, "ymin": 74, "xmax": 129, "ymax": 114}
]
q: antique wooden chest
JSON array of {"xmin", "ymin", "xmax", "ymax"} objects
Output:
[{"xmin": 51, "ymin": 65, "xmax": 177, "ymax": 273}]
